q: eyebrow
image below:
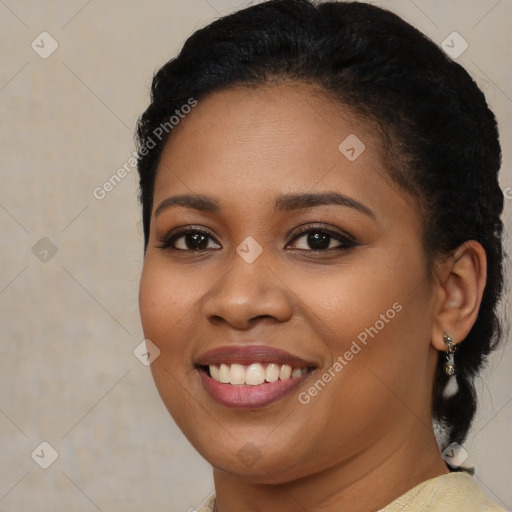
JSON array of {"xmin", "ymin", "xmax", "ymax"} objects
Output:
[
  {"xmin": 155, "ymin": 191, "xmax": 375, "ymax": 219},
  {"xmin": 274, "ymin": 192, "xmax": 375, "ymax": 218},
  {"xmin": 155, "ymin": 194, "xmax": 220, "ymax": 217}
]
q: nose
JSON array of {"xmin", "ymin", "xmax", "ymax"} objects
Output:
[{"xmin": 201, "ymin": 248, "xmax": 294, "ymax": 330}]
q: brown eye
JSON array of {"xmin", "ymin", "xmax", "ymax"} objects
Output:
[
  {"xmin": 176, "ymin": 232, "xmax": 209, "ymax": 250},
  {"xmin": 300, "ymin": 231, "xmax": 335, "ymax": 250},
  {"xmin": 156, "ymin": 228, "xmax": 221, "ymax": 251},
  {"xmin": 288, "ymin": 227, "xmax": 358, "ymax": 252}
]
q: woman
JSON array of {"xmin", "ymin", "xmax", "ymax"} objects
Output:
[{"xmin": 136, "ymin": 1, "xmax": 506, "ymax": 510}]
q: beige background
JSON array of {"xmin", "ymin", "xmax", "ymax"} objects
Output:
[{"xmin": 0, "ymin": 1, "xmax": 511, "ymax": 511}]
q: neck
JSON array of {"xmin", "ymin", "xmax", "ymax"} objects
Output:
[{"xmin": 212, "ymin": 427, "xmax": 449, "ymax": 512}]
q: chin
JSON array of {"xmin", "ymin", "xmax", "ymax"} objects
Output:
[{"xmin": 190, "ymin": 434, "xmax": 311, "ymax": 484}]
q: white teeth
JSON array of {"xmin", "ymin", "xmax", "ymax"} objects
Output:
[
  {"xmin": 246, "ymin": 363, "xmax": 265, "ymax": 385},
  {"xmin": 279, "ymin": 364, "xmax": 292, "ymax": 380},
  {"xmin": 210, "ymin": 364, "xmax": 220, "ymax": 381},
  {"xmin": 208, "ymin": 362, "xmax": 308, "ymax": 385},
  {"xmin": 265, "ymin": 363, "xmax": 280, "ymax": 382},
  {"xmin": 219, "ymin": 363, "xmax": 230, "ymax": 383},
  {"xmin": 291, "ymin": 367, "xmax": 306, "ymax": 378},
  {"xmin": 229, "ymin": 363, "xmax": 245, "ymax": 385}
]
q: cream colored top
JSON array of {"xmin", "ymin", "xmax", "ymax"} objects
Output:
[{"xmin": 196, "ymin": 472, "xmax": 505, "ymax": 511}]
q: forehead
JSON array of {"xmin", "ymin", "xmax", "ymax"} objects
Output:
[
  {"xmin": 160, "ymin": 82, "xmax": 366, "ymax": 156},
  {"xmin": 152, "ymin": 82, "xmax": 410, "ymax": 220}
]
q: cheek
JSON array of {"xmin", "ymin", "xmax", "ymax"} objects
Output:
[
  {"xmin": 138, "ymin": 256, "xmax": 205, "ymax": 400},
  {"xmin": 297, "ymin": 248, "xmax": 434, "ymax": 407},
  {"xmin": 138, "ymin": 258, "xmax": 204, "ymax": 422},
  {"xmin": 139, "ymin": 256, "xmax": 200, "ymax": 341},
  {"xmin": 285, "ymin": 255, "xmax": 417, "ymax": 352}
]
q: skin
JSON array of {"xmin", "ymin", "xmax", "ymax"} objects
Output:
[{"xmin": 138, "ymin": 81, "xmax": 486, "ymax": 512}]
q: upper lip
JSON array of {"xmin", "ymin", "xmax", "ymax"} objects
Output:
[{"xmin": 194, "ymin": 345, "xmax": 318, "ymax": 368}]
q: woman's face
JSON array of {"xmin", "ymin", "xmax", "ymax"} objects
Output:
[{"xmin": 139, "ymin": 82, "xmax": 440, "ymax": 483}]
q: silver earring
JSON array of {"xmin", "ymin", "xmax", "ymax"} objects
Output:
[{"xmin": 443, "ymin": 333, "xmax": 456, "ymax": 376}]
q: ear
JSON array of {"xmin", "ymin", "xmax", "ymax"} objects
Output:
[{"xmin": 431, "ymin": 240, "xmax": 487, "ymax": 351}]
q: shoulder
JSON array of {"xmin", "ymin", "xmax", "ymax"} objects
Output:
[
  {"xmin": 380, "ymin": 472, "xmax": 506, "ymax": 512},
  {"xmin": 195, "ymin": 473, "xmax": 505, "ymax": 512}
]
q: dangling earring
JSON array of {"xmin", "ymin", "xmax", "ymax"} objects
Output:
[{"xmin": 443, "ymin": 333, "xmax": 456, "ymax": 376}]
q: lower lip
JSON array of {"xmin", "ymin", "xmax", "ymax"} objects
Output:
[{"xmin": 198, "ymin": 368, "xmax": 313, "ymax": 408}]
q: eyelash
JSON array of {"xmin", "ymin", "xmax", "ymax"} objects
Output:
[{"xmin": 156, "ymin": 224, "xmax": 359, "ymax": 254}]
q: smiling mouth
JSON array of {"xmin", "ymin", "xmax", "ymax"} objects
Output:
[
  {"xmin": 194, "ymin": 344, "xmax": 318, "ymax": 408},
  {"xmin": 196, "ymin": 362, "xmax": 317, "ymax": 408},
  {"xmin": 202, "ymin": 362, "xmax": 313, "ymax": 385}
]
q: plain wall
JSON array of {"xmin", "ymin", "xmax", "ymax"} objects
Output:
[{"xmin": 0, "ymin": 1, "xmax": 511, "ymax": 510}]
